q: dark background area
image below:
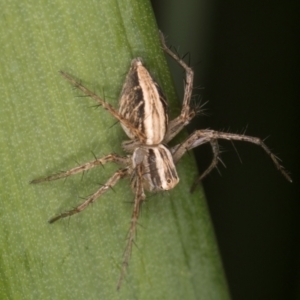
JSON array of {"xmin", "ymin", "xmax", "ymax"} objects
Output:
[{"xmin": 151, "ymin": 1, "xmax": 299, "ymax": 299}]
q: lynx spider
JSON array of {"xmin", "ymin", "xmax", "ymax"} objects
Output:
[{"xmin": 31, "ymin": 32, "xmax": 291, "ymax": 289}]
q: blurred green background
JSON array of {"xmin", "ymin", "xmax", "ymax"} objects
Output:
[{"xmin": 152, "ymin": 0, "xmax": 299, "ymax": 299}]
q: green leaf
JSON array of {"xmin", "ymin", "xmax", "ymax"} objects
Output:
[{"xmin": 0, "ymin": 1, "xmax": 230, "ymax": 299}]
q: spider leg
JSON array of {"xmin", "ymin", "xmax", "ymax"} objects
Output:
[
  {"xmin": 117, "ymin": 164, "xmax": 145, "ymax": 290},
  {"xmin": 190, "ymin": 140, "xmax": 220, "ymax": 192},
  {"xmin": 159, "ymin": 32, "xmax": 196, "ymax": 143},
  {"xmin": 172, "ymin": 129, "xmax": 292, "ymax": 187},
  {"xmin": 60, "ymin": 71, "xmax": 146, "ymax": 141},
  {"xmin": 30, "ymin": 153, "xmax": 130, "ymax": 184},
  {"xmin": 48, "ymin": 168, "xmax": 129, "ymax": 223}
]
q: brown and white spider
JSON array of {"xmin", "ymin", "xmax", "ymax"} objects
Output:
[{"xmin": 31, "ymin": 32, "xmax": 291, "ymax": 289}]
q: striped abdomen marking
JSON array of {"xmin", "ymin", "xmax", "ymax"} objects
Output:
[{"xmin": 119, "ymin": 58, "xmax": 168, "ymax": 145}]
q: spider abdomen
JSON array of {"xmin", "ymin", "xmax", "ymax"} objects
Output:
[{"xmin": 119, "ymin": 58, "xmax": 168, "ymax": 145}]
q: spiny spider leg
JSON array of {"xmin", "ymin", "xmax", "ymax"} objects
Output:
[
  {"xmin": 117, "ymin": 164, "xmax": 145, "ymax": 290},
  {"xmin": 172, "ymin": 129, "xmax": 292, "ymax": 184},
  {"xmin": 49, "ymin": 168, "xmax": 130, "ymax": 223},
  {"xmin": 60, "ymin": 71, "xmax": 146, "ymax": 142},
  {"xmin": 189, "ymin": 139, "xmax": 221, "ymax": 192},
  {"xmin": 30, "ymin": 153, "xmax": 130, "ymax": 184},
  {"xmin": 159, "ymin": 32, "xmax": 196, "ymax": 143}
]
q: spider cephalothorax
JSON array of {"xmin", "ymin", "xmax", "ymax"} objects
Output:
[{"xmin": 31, "ymin": 32, "xmax": 291, "ymax": 289}]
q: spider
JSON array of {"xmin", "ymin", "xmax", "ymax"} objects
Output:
[{"xmin": 31, "ymin": 32, "xmax": 291, "ymax": 289}]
